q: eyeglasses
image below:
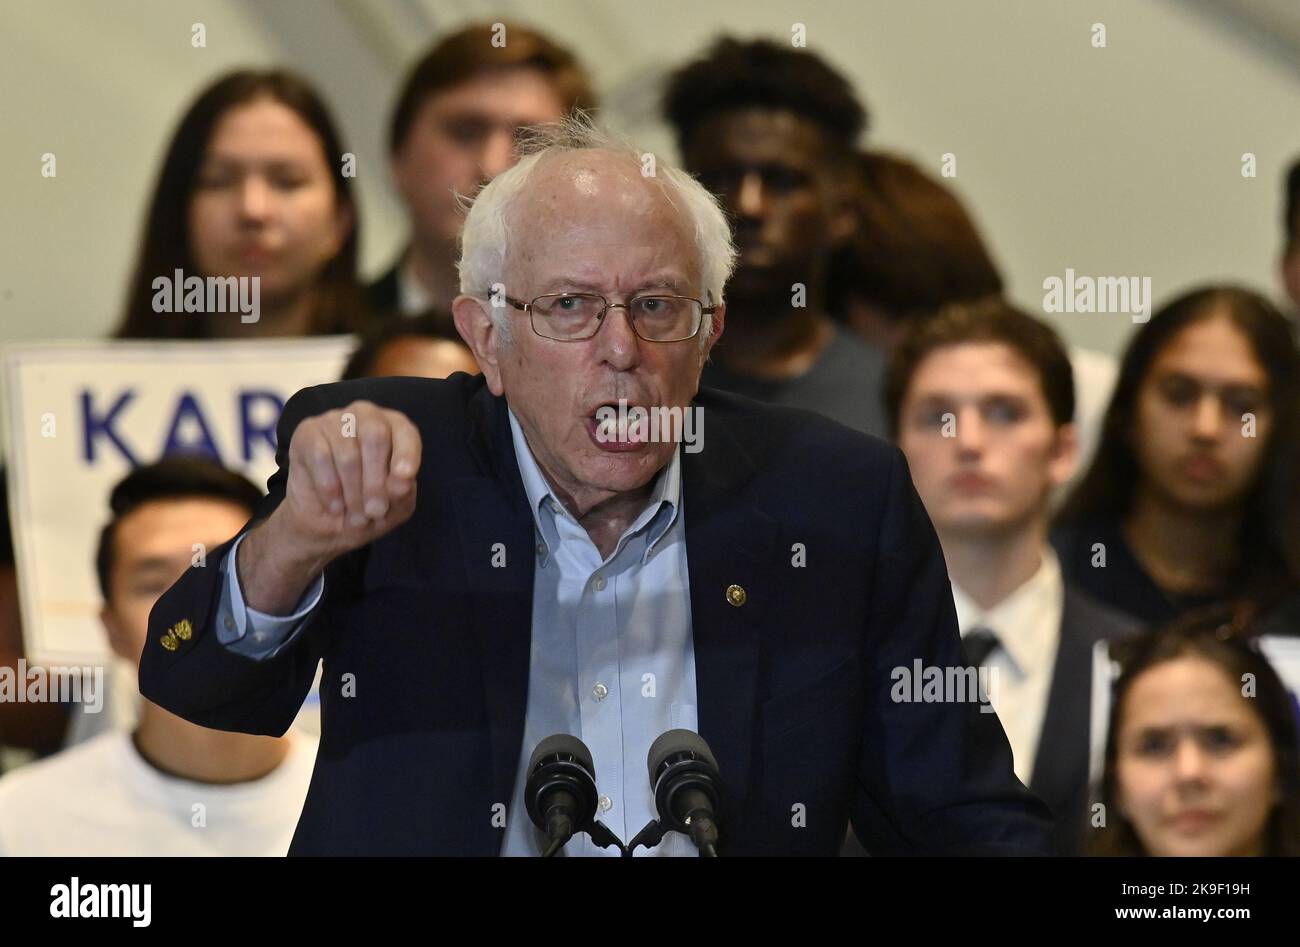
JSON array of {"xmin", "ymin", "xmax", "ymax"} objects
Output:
[{"xmin": 501, "ymin": 293, "xmax": 717, "ymax": 343}]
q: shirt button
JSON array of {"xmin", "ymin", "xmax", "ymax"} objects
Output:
[
  {"xmin": 224, "ymin": 614, "xmax": 235, "ymax": 631},
  {"xmin": 598, "ymin": 795, "xmax": 612, "ymax": 812},
  {"xmin": 592, "ymin": 682, "xmax": 608, "ymax": 701},
  {"xmin": 593, "ymin": 576, "xmax": 607, "ymax": 592}
]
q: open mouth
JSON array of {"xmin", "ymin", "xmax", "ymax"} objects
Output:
[{"xmin": 585, "ymin": 402, "xmax": 652, "ymax": 451}]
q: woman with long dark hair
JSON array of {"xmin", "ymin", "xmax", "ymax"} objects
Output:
[
  {"xmin": 1089, "ymin": 605, "xmax": 1300, "ymax": 856},
  {"xmin": 116, "ymin": 69, "xmax": 366, "ymax": 338},
  {"xmin": 1054, "ymin": 285, "xmax": 1300, "ymax": 626}
]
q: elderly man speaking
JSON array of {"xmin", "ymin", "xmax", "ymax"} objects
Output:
[{"xmin": 140, "ymin": 119, "xmax": 1051, "ymax": 856}]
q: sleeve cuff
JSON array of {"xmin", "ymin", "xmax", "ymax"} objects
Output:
[{"xmin": 216, "ymin": 532, "xmax": 325, "ymax": 659}]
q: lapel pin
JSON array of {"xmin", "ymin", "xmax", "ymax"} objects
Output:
[{"xmin": 726, "ymin": 584, "xmax": 747, "ymax": 607}]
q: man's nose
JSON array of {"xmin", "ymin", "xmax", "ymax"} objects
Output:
[
  {"xmin": 953, "ymin": 408, "xmax": 985, "ymax": 453},
  {"xmin": 478, "ymin": 129, "xmax": 516, "ymax": 183},
  {"xmin": 1191, "ymin": 394, "xmax": 1224, "ymax": 441},
  {"xmin": 593, "ymin": 304, "xmax": 643, "ymax": 372}
]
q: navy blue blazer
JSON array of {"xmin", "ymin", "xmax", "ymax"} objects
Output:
[
  {"xmin": 139, "ymin": 373, "xmax": 1053, "ymax": 855},
  {"xmin": 1030, "ymin": 587, "xmax": 1139, "ymax": 855}
]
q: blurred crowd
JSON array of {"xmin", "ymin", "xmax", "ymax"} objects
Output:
[{"xmin": 1, "ymin": 21, "xmax": 1298, "ymax": 857}]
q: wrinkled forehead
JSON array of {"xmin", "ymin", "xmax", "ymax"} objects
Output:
[{"xmin": 507, "ymin": 150, "xmax": 699, "ymax": 288}]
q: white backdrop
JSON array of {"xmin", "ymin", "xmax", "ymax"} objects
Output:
[{"xmin": 4, "ymin": 0, "xmax": 1300, "ymax": 362}]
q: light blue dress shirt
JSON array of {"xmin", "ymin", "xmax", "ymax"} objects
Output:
[{"xmin": 214, "ymin": 407, "xmax": 699, "ymax": 856}]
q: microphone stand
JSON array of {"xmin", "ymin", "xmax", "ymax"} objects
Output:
[
  {"xmin": 582, "ymin": 821, "xmax": 628, "ymax": 856},
  {"xmin": 625, "ymin": 819, "xmax": 718, "ymax": 857}
]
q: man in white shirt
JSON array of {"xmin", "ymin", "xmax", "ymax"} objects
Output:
[
  {"xmin": 887, "ymin": 297, "xmax": 1136, "ymax": 854},
  {"xmin": 0, "ymin": 458, "xmax": 316, "ymax": 856}
]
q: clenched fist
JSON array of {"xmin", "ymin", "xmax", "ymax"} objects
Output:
[{"xmin": 238, "ymin": 400, "xmax": 422, "ymax": 614}]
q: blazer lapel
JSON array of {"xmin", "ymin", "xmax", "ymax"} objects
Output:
[
  {"xmin": 453, "ymin": 388, "xmax": 535, "ymax": 831},
  {"xmin": 455, "ymin": 385, "xmax": 782, "ymax": 845},
  {"xmin": 683, "ymin": 415, "xmax": 781, "ymax": 829},
  {"xmin": 1029, "ymin": 590, "xmax": 1092, "ymax": 814}
]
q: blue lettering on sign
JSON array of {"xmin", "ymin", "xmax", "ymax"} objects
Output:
[
  {"xmin": 162, "ymin": 392, "xmax": 221, "ymax": 460},
  {"xmin": 239, "ymin": 390, "xmax": 284, "ymax": 461},
  {"xmin": 81, "ymin": 390, "xmax": 138, "ymax": 465},
  {"xmin": 78, "ymin": 388, "xmax": 288, "ymax": 468}
]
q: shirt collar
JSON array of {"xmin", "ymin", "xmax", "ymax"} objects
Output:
[
  {"xmin": 952, "ymin": 547, "xmax": 1063, "ymax": 677},
  {"xmin": 506, "ymin": 405, "xmax": 681, "ymax": 559}
]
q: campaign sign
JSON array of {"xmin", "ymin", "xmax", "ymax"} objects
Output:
[{"xmin": 3, "ymin": 337, "xmax": 353, "ymax": 664}]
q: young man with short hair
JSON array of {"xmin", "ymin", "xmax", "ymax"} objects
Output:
[
  {"xmin": 0, "ymin": 458, "xmax": 317, "ymax": 855},
  {"xmin": 888, "ymin": 298, "xmax": 1136, "ymax": 854},
  {"xmin": 370, "ymin": 21, "xmax": 596, "ymax": 315}
]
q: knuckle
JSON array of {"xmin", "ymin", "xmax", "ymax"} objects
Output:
[
  {"xmin": 360, "ymin": 424, "xmax": 389, "ymax": 451},
  {"xmin": 291, "ymin": 419, "xmax": 320, "ymax": 450},
  {"xmin": 333, "ymin": 444, "xmax": 361, "ymax": 470},
  {"xmin": 306, "ymin": 441, "xmax": 333, "ymax": 470}
]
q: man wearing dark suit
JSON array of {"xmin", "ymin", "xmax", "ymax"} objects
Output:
[
  {"xmin": 140, "ymin": 120, "xmax": 1050, "ymax": 856},
  {"xmin": 888, "ymin": 297, "xmax": 1138, "ymax": 855}
]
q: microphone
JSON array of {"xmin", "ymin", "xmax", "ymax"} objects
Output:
[
  {"xmin": 524, "ymin": 734, "xmax": 625, "ymax": 856},
  {"xmin": 639, "ymin": 729, "xmax": 723, "ymax": 857}
]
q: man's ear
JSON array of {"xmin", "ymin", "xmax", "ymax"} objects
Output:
[
  {"xmin": 388, "ymin": 147, "xmax": 413, "ymax": 204},
  {"xmin": 826, "ymin": 174, "xmax": 858, "ymax": 247},
  {"xmin": 701, "ymin": 303, "xmax": 726, "ymax": 362},
  {"xmin": 452, "ymin": 294, "xmax": 506, "ymax": 395},
  {"xmin": 1048, "ymin": 422, "xmax": 1081, "ymax": 490},
  {"xmin": 829, "ymin": 202, "xmax": 856, "ymax": 246},
  {"xmin": 1280, "ymin": 246, "xmax": 1300, "ymax": 312}
]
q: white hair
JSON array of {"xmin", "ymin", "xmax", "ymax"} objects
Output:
[{"xmin": 456, "ymin": 114, "xmax": 736, "ymax": 347}]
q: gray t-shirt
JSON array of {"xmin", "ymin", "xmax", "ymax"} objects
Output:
[{"xmin": 701, "ymin": 324, "xmax": 888, "ymax": 436}]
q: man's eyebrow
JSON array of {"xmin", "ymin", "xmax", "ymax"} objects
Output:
[
  {"xmin": 908, "ymin": 393, "xmax": 956, "ymax": 409},
  {"xmin": 538, "ymin": 278, "xmax": 605, "ymax": 294},
  {"xmin": 535, "ymin": 276, "xmax": 691, "ymax": 295},
  {"xmin": 634, "ymin": 276, "xmax": 688, "ymax": 293}
]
